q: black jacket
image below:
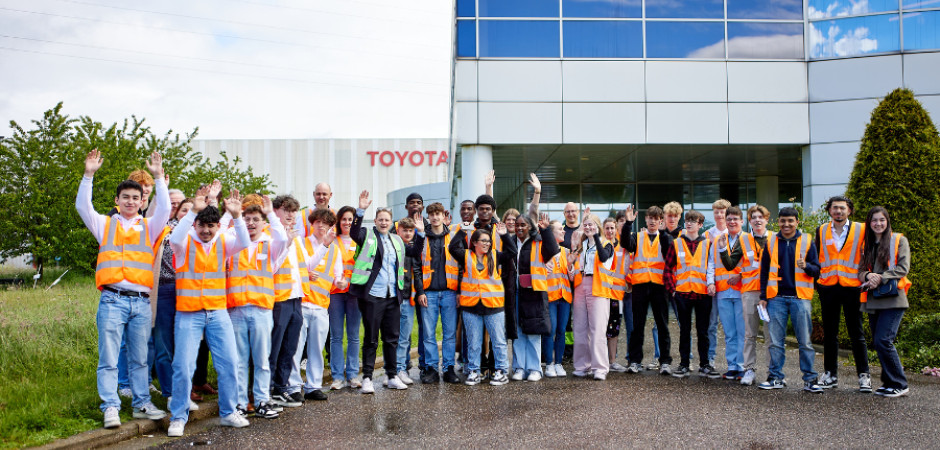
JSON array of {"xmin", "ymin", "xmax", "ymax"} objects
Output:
[
  {"xmin": 514, "ymin": 226, "xmax": 560, "ymax": 336},
  {"xmin": 759, "ymin": 230, "xmax": 821, "ymax": 300},
  {"xmin": 349, "ymin": 211, "xmax": 424, "ymax": 304}
]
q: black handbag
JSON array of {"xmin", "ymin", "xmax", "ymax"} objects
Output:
[{"xmin": 872, "ymin": 279, "xmax": 899, "ymax": 299}]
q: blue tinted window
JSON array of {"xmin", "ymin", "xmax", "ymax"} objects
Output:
[
  {"xmin": 563, "ymin": 20, "xmax": 642, "ymax": 57},
  {"xmin": 457, "ymin": 0, "xmax": 475, "ymax": 17},
  {"xmin": 457, "ymin": 20, "xmax": 477, "ymax": 57},
  {"xmin": 808, "ymin": 0, "xmax": 898, "ymax": 19},
  {"xmin": 809, "ymin": 14, "xmax": 900, "ymax": 58},
  {"xmin": 563, "ymin": 0, "xmax": 641, "ymax": 18},
  {"xmin": 479, "ymin": 20, "xmax": 560, "ymax": 57},
  {"xmin": 645, "ymin": 0, "xmax": 723, "ymax": 18},
  {"xmin": 728, "ymin": 0, "xmax": 802, "ymax": 19},
  {"xmin": 646, "ymin": 22, "xmax": 725, "ymax": 58},
  {"xmin": 904, "ymin": 10, "xmax": 940, "ymax": 51},
  {"xmin": 479, "ymin": 0, "xmax": 558, "ymax": 17},
  {"xmin": 903, "ymin": 0, "xmax": 940, "ymax": 8},
  {"xmin": 728, "ymin": 22, "xmax": 803, "ymax": 58}
]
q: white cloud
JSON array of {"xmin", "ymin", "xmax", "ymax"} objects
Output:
[
  {"xmin": 810, "ymin": 22, "xmax": 879, "ymax": 58},
  {"xmin": 687, "ymin": 34, "xmax": 803, "ymax": 59},
  {"xmin": 807, "ymin": 0, "xmax": 871, "ymax": 19}
]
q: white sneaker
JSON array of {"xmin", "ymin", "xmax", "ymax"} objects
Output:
[
  {"xmin": 361, "ymin": 377, "xmax": 375, "ymax": 394},
  {"xmin": 168, "ymin": 396, "xmax": 200, "ymax": 411},
  {"xmin": 220, "ymin": 412, "xmax": 250, "ymax": 428},
  {"xmin": 103, "ymin": 406, "xmax": 120, "ymax": 429},
  {"xmin": 387, "ymin": 375, "xmax": 409, "ymax": 390},
  {"xmin": 554, "ymin": 364, "xmax": 567, "ymax": 377},
  {"xmin": 330, "ymin": 379, "xmax": 346, "ymax": 390},
  {"xmin": 133, "ymin": 402, "xmax": 167, "ymax": 420},
  {"xmin": 349, "ymin": 377, "xmax": 362, "ymax": 389},
  {"xmin": 526, "ymin": 371, "xmax": 542, "ymax": 382},
  {"xmin": 511, "ymin": 369, "xmax": 525, "ymax": 381},
  {"xmin": 594, "ymin": 371, "xmax": 607, "ymax": 381},
  {"xmin": 610, "ymin": 362, "xmax": 628, "ymax": 373},
  {"xmin": 544, "ymin": 364, "xmax": 557, "ymax": 378},
  {"xmin": 149, "ymin": 384, "xmax": 160, "ymax": 394},
  {"xmin": 118, "ymin": 388, "xmax": 132, "ymax": 399},
  {"xmin": 740, "ymin": 369, "xmax": 756, "ymax": 386},
  {"xmin": 397, "ymin": 372, "xmax": 414, "ymax": 385},
  {"xmin": 167, "ymin": 419, "xmax": 185, "ymax": 437},
  {"xmin": 572, "ymin": 369, "xmax": 593, "ymax": 377}
]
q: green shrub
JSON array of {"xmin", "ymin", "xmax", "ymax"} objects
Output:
[{"xmin": 896, "ymin": 313, "xmax": 940, "ymax": 370}]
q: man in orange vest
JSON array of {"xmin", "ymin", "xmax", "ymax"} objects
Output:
[
  {"xmin": 166, "ymin": 187, "xmax": 253, "ymax": 436},
  {"xmin": 76, "ymin": 149, "xmax": 171, "ymax": 429},
  {"xmin": 294, "ymin": 182, "xmax": 334, "ymax": 237},
  {"xmin": 268, "ymin": 195, "xmax": 306, "ymax": 404},
  {"xmin": 814, "ymin": 195, "xmax": 871, "ymax": 392},
  {"xmin": 708, "ymin": 206, "xmax": 747, "ymax": 381},
  {"xmin": 757, "ymin": 207, "xmax": 823, "ymax": 393}
]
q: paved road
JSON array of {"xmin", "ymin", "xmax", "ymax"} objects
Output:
[{"xmin": 116, "ymin": 323, "xmax": 940, "ymax": 449}]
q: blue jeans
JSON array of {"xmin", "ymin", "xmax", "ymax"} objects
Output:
[
  {"xmin": 290, "ymin": 305, "xmax": 330, "ymax": 393},
  {"xmin": 422, "ymin": 290, "xmax": 458, "ymax": 371},
  {"xmin": 717, "ymin": 295, "xmax": 745, "ymax": 372},
  {"xmin": 767, "ymin": 296, "xmax": 817, "ymax": 382},
  {"xmin": 544, "ymin": 300, "xmax": 571, "ymax": 365},
  {"xmin": 462, "ymin": 311, "xmax": 508, "ymax": 372},
  {"xmin": 869, "ymin": 308, "xmax": 908, "ymax": 389},
  {"xmin": 229, "ymin": 304, "xmax": 274, "ymax": 407},
  {"xmin": 117, "ymin": 334, "xmax": 155, "ymax": 391},
  {"xmin": 170, "ymin": 310, "xmax": 240, "ymax": 422},
  {"xmin": 152, "ymin": 283, "xmax": 176, "ymax": 397},
  {"xmin": 708, "ymin": 296, "xmax": 718, "ymax": 361},
  {"xmin": 397, "ymin": 301, "xmax": 417, "ymax": 372},
  {"xmin": 328, "ymin": 292, "xmax": 361, "ymax": 380},
  {"xmin": 97, "ymin": 290, "xmax": 152, "ymax": 411}
]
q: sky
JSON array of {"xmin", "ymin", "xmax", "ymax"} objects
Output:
[{"xmin": 0, "ymin": 0, "xmax": 454, "ymax": 140}]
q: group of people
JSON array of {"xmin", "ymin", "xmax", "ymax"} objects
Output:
[{"xmin": 78, "ymin": 151, "xmax": 913, "ymax": 439}]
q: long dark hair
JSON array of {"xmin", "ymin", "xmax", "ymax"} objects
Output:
[
  {"xmin": 470, "ymin": 229, "xmax": 496, "ymax": 278},
  {"xmin": 335, "ymin": 206, "xmax": 356, "ymax": 236},
  {"xmin": 172, "ymin": 197, "xmax": 194, "ymax": 220},
  {"xmin": 861, "ymin": 206, "xmax": 893, "ymax": 271}
]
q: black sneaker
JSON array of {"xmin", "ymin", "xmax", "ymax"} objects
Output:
[
  {"xmin": 699, "ymin": 365, "xmax": 721, "ymax": 379},
  {"xmin": 237, "ymin": 406, "xmax": 251, "ymax": 418},
  {"xmin": 255, "ymin": 402, "xmax": 280, "ymax": 419},
  {"xmin": 421, "ymin": 368, "xmax": 440, "ymax": 384},
  {"xmin": 271, "ymin": 392, "xmax": 302, "ymax": 408},
  {"xmin": 289, "ymin": 391, "xmax": 305, "ymax": 405},
  {"xmin": 672, "ymin": 366, "xmax": 691, "ymax": 378},
  {"xmin": 304, "ymin": 389, "xmax": 328, "ymax": 401},
  {"xmin": 881, "ymin": 387, "xmax": 910, "ymax": 398},
  {"xmin": 442, "ymin": 366, "xmax": 460, "ymax": 384}
]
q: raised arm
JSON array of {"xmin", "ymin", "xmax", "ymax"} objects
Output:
[
  {"xmin": 145, "ymin": 151, "xmax": 170, "ymax": 243},
  {"xmin": 527, "ymin": 173, "xmax": 541, "ymax": 223},
  {"xmin": 351, "ymin": 190, "xmax": 371, "ymax": 246},
  {"xmin": 449, "ymin": 228, "xmax": 469, "ymax": 264},
  {"xmin": 75, "ymin": 149, "xmax": 107, "ymax": 242},
  {"xmin": 222, "ymin": 190, "xmax": 250, "ymax": 255},
  {"xmin": 620, "ymin": 205, "xmax": 638, "ymax": 253}
]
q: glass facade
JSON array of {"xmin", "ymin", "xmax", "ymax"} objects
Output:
[{"xmin": 455, "ymin": 0, "xmax": 940, "ymax": 60}]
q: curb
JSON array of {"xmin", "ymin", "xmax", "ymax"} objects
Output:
[{"xmin": 39, "ymin": 347, "xmax": 417, "ymax": 450}]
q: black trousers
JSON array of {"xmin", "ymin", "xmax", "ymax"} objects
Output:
[
  {"xmin": 359, "ymin": 294, "xmax": 401, "ymax": 379},
  {"xmin": 674, "ymin": 293, "xmax": 712, "ymax": 368},
  {"xmin": 819, "ymin": 285, "xmax": 869, "ymax": 376},
  {"xmin": 628, "ymin": 282, "xmax": 671, "ymax": 365},
  {"xmin": 193, "ymin": 338, "xmax": 210, "ymax": 386},
  {"xmin": 269, "ymin": 297, "xmax": 304, "ymax": 394}
]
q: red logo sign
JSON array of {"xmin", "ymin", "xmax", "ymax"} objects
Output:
[{"xmin": 367, "ymin": 151, "xmax": 448, "ymax": 167}]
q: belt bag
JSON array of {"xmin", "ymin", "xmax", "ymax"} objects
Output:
[
  {"xmin": 872, "ymin": 279, "xmax": 899, "ymax": 299},
  {"xmin": 519, "ymin": 274, "xmax": 532, "ymax": 288}
]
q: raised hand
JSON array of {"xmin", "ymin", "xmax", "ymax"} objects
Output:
[
  {"xmin": 84, "ymin": 148, "xmax": 103, "ymax": 176},
  {"xmin": 413, "ymin": 212, "xmax": 425, "ymax": 233},
  {"xmin": 261, "ymin": 195, "xmax": 273, "ymax": 215},
  {"xmin": 192, "ymin": 186, "xmax": 209, "ymax": 213},
  {"xmin": 529, "ymin": 173, "xmax": 541, "ymax": 193},
  {"xmin": 582, "ymin": 206, "xmax": 591, "ymax": 224},
  {"xmin": 484, "ymin": 170, "xmax": 495, "ymax": 187},
  {"xmin": 207, "ymin": 179, "xmax": 222, "ymax": 205},
  {"xmin": 495, "ymin": 222, "xmax": 507, "ymax": 235},
  {"xmin": 323, "ymin": 227, "xmax": 336, "ymax": 247},
  {"xmin": 718, "ymin": 233, "xmax": 729, "ymax": 249},
  {"xmin": 146, "ymin": 151, "xmax": 164, "ymax": 180},
  {"xmin": 224, "ymin": 189, "xmax": 242, "ymax": 218},
  {"xmin": 796, "ymin": 253, "xmax": 806, "ymax": 269},
  {"xmin": 539, "ymin": 212, "xmax": 550, "ymax": 229},
  {"xmin": 164, "ymin": 174, "xmax": 170, "ymax": 186},
  {"xmin": 624, "ymin": 204, "xmax": 637, "ymax": 222},
  {"xmin": 358, "ymin": 190, "xmax": 372, "ymax": 210}
]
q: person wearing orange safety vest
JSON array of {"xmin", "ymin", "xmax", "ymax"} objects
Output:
[
  {"xmin": 293, "ymin": 182, "xmax": 334, "ymax": 237},
  {"xmin": 570, "ymin": 213, "xmax": 617, "ymax": 380},
  {"xmin": 226, "ymin": 196, "xmax": 290, "ymax": 419},
  {"xmin": 167, "ymin": 187, "xmax": 253, "ymax": 436},
  {"xmin": 663, "ymin": 210, "xmax": 714, "ymax": 379},
  {"xmin": 707, "ymin": 206, "xmax": 748, "ymax": 382},
  {"xmin": 813, "ymin": 195, "xmax": 871, "ymax": 392},
  {"xmin": 76, "ymin": 149, "xmax": 172, "ymax": 429},
  {"xmin": 858, "ymin": 206, "xmax": 911, "ymax": 397},
  {"xmin": 327, "ymin": 206, "xmax": 362, "ymax": 390},
  {"xmin": 287, "ymin": 208, "xmax": 342, "ymax": 403},
  {"xmin": 621, "ymin": 205, "xmax": 675, "ymax": 375},
  {"xmin": 544, "ymin": 221, "xmax": 576, "ymax": 378},
  {"xmin": 757, "ymin": 207, "xmax": 822, "ymax": 393}
]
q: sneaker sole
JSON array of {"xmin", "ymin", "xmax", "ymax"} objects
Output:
[
  {"xmin": 758, "ymin": 385, "xmax": 785, "ymax": 390},
  {"xmin": 672, "ymin": 372, "xmax": 691, "ymax": 378},
  {"xmin": 104, "ymin": 420, "xmax": 121, "ymax": 429},
  {"xmin": 167, "ymin": 429, "xmax": 184, "ymax": 437},
  {"xmin": 133, "ymin": 412, "xmax": 167, "ymax": 420}
]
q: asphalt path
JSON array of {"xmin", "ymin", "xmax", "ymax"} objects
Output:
[{"xmin": 114, "ymin": 322, "xmax": 940, "ymax": 449}]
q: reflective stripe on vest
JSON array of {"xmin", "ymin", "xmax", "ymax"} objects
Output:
[
  {"xmin": 176, "ymin": 235, "xmax": 227, "ymax": 311},
  {"xmin": 766, "ymin": 234, "xmax": 814, "ymax": 300},
  {"xmin": 422, "ymin": 229, "xmax": 460, "ymax": 291},
  {"xmin": 459, "ymin": 251, "xmax": 505, "ymax": 308},
  {"xmin": 714, "ymin": 234, "xmax": 742, "ymax": 292},
  {"xmin": 674, "ymin": 238, "xmax": 709, "ymax": 295},
  {"xmin": 528, "ymin": 241, "xmax": 550, "ymax": 292},
  {"xmin": 95, "ymin": 217, "xmax": 155, "ymax": 289},
  {"xmin": 738, "ymin": 233, "xmax": 762, "ymax": 292},
  {"xmin": 331, "ymin": 239, "xmax": 357, "ymax": 294},
  {"xmin": 548, "ymin": 248, "xmax": 572, "ymax": 303},
  {"xmin": 817, "ymin": 222, "xmax": 864, "ymax": 287},
  {"xmin": 226, "ymin": 241, "xmax": 275, "ymax": 309},
  {"xmin": 860, "ymin": 233, "xmax": 912, "ymax": 303},
  {"xmin": 306, "ymin": 243, "xmax": 337, "ymax": 308},
  {"xmin": 350, "ymin": 228, "xmax": 404, "ymax": 290},
  {"xmin": 274, "ymin": 237, "xmax": 310, "ymax": 302},
  {"xmin": 629, "ymin": 231, "xmax": 665, "ymax": 285},
  {"xmin": 592, "ymin": 249, "xmax": 626, "ymax": 300}
]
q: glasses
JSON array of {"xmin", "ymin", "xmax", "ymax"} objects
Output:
[
  {"xmin": 476, "ymin": 240, "xmax": 492, "ymax": 245},
  {"xmin": 244, "ymin": 217, "xmax": 266, "ymax": 224},
  {"xmin": 726, "ymin": 217, "xmax": 741, "ymax": 223}
]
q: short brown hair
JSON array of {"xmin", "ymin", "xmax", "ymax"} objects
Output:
[
  {"xmin": 243, "ymin": 204, "xmax": 264, "ymax": 217},
  {"xmin": 712, "ymin": 199, "xmax": 731, "ymax": 210},
  {"xmin": 726, "ymin": 206, "xmax": 743, "ymax": 219},
  {"xmin": 272, "ymin": 195, "xmax": 299, "ymax": 212},
  {"xmin": 309, "ymin": 208, "xmax": 337, "ymax": 226},
  {"xmin": 685, "ymin": 210, "xmax": 704, "ymax": 224},
  {"xmin": 426, "ymin": 202, "xmax": 446, "ymax": 215},
  {"xmin": 242, "ymin": 193, "xmax": 264, "ymax": 209},
  {"xmin": 663, "ymin": 201, "xmax": 683, "ymax": 216},
  {"xmin": 397, "ymin": 217, "xmax": 416, "ymax": 230},
  {"xmin": 646, "ymin": 206, "xmax": 664, "ymax": 219},
  {"xmin": 502, "ymin": 209, "xmax": 520, "ymax": 222},
  {"xmin": 128, "ymin": 169, "xmax": 154, "ymax": 186},
  {"xmin": 747, "ymin": 204, "xmax": 770, "ymax": 220}
]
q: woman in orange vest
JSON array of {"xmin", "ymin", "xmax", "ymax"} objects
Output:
[
  {"xmin": 859, "ymin": 206, "xmax": 912, "ymax": 397},
  {"xmin": 543, "ymin": 220, "xmax": 576, "ymax": 378},
  {"xmin": 449, "ymin": 223, "xmax": 516, "ymax": 385},
  {"xmin": 327, "ymin": 206, "xmax": 363, "ymax": 390},
  {"xmin": 571, "ymin": 212, "xmax": 617, "ymax": 380}
]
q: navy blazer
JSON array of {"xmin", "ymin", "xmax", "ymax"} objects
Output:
[{"xmin": 349, "ymin": 211, "xmax": 424, "ymax": 304}]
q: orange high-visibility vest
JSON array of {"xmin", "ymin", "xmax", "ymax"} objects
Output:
[
  {"xmin": 766, "ymin": 234, "xmax": 814, "ymax": 300},
  {"xmin": 421, "ymin": 228, "xmax": 460, "ymax": 291},
  {"xmin": 273, "ymin": 237, "xmax": 311, "ymax": 302},
  {"xmin": 331, "ymin": 238, "xmax": 357, "ymax": 294},
  {"xmin": 306, "ymin": 242, "xmax": 338, "ymax": 308},
  {"xmin": 459, "ymin": 251, "xmax": 505, "ymax": 308},
  {"xmin": 630, "ymin": 230, "xmax": 665, "ymax": 285},
  {"xmin": 526, "ymin": 241, "xmax": 550, "ymax": 292},
  {"xmin": 593, "ymin": 247, "xmax": 626, "ymax": 300},
  {"xmin": 714, "ymin": 234, "xmax": 743, "ymax": 292},
  {"xmin": 860, "ymin": 232, "xmax": 912, "ymax": 303},
  {"xmin": 153, "ymin": 225, "xmax": 171, "ymax": 253},
  {"xmin": 226, "ymin": 241, "xmax": 276, "ymax": 309},
  {"xmin": 176, "ymin": 235, "xmax": 227, "ymax": 311},
  {"xmin": 548, "ymin": 248, "xmax": 572, "ymax": 303},
  {"xmin": 738, "ymin": 233, "xmax": 762, "ymax": 292},
  {"xmin": 615, "ymin": 245, "xmax": 633, "ymax": 294},
  {"xmin": 817, "ymin": 222, "xmax": 865, "ymax": 287},
  {"xmin": 674, "ymin": 237, "xmax": 709, "ymax": 295},
  {"xmin": 95, "ymin": 217, "xmax": 155, "ymax": 289}
]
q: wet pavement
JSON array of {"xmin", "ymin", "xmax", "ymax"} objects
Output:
[{"xmin": 114, "ymin": 322, "xmax": 940, "ymax": 449}]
